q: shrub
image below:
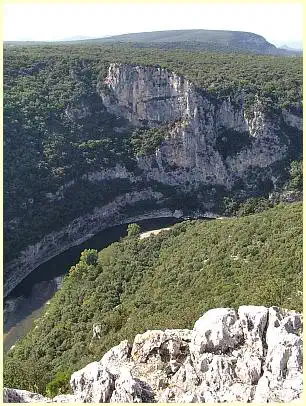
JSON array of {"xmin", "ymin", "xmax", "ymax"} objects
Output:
[
  {"xmin": 80, "ymin": 249, "xmax": 98, "ymax": 266},
  {"xmin": 45, "ymin": 371, "xmax": 72, "ymax": 398},
  {"xmin": 127, "ymin": 223, "xmax": 141, "ymax": 237}
]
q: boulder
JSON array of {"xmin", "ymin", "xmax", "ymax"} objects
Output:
[
  {"xmin": 190, "ymin": 307, "xmax": 243, "ymax": 355},
  {"xmin": 70, "ymin": 361, "xmax": 114, "ymax": 403},
  {"xmin": 3, "ymin": 388, "xmax": 50, "ymax": 403},
  {"xmin": 101, "ymin": 340, "xmax": 131, "ymax": 375},
  {"xmin": 131, "ymin": 329, "xmax": 191, "ymax": 371},
  {"xmin": 109, "ymin": 367, "xmax": 154, "ymax": 403},
  {"xmin": 254, "ymin": 307, "xmax": 303, "ymax": 403}
]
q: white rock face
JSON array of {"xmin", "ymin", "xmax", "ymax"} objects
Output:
[
  {"xmin": 254, "ymin": 306, "xmax": 303, "ymax": 403},
  {"xmin": 4, "ymin": 305, "xmax": 303, "ymax": 403},
  {"xmin": 100, "ymin": 63, "xmax": 300, "ymax": 187},
  {"xmin": 190, "ymin": 308, "xmax": 243, "ymax": 354},
  {"xmin": 70, "ymin": 361, "xmax": 114, "ymax": 403},
  {"xmin": 3, "ymin": 388, "xmax": 51, "ymax": 403}
]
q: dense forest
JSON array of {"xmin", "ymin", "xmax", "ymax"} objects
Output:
[
  {"xmin": 4, "ymin": 43, "xmax": 303, "ymax": 264},
  {"xmin": 4, "ymin": 203, "xmax": 302, "ymax": 396}
]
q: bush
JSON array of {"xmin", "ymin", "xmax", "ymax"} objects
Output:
[
  {"xmin": 45, "ymin": 371, "xmax": 72, "ymax": 398},
  {"xmin": 288, "ymin": 160, "xmax": 302, "ymax": 191},
  {"xmin": 127, "ymin": 223, "xmax": 141, "ymax": 237},
  {"xmin": 80, "ymin": 249, "xmax": 98, "ymax": 266}
]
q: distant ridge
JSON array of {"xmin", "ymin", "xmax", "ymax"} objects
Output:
[
  {"xmin": 5, "ymin": 29, "xmax": 302, "ymax": 56},
  {"xmin": 280, "ymin": 44, "xmax": 302, "ymax": 51},
  {"xmin": 81, "ymin": 29, "xmax": 301, "ymax": 56}
]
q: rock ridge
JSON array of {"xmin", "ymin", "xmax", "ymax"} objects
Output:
[{"xmin": 4, "ymin": 305, "xmax": 303, "ymax": 403}]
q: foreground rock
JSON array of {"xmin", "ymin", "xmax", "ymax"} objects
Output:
[{"xmin": 4, "ymin": 305, "xmax": 303, "ymax": 403}]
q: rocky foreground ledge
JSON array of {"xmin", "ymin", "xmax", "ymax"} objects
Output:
[{"xmin": 4, "ymin": 306, "xmax": 303, "ymax": 403}]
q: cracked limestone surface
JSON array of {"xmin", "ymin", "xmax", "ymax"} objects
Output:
[{"xmin": 4, "ymin": 305, "xmax": 303, "ymax": 403}]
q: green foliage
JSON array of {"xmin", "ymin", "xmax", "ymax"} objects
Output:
[
  {"xmin": 4, "ymin": 203, "xmax": 302, "ymax": 394},
  {"xmin": 3, "ymin": 358, "xmax": 51, "ymax": 395},
  {"xmin": 130, "ymin": 127, "xmax": 167, "ymax": 155},
  {"xmin": 80, "ymin": 249, "xmax": 98, "ymax": 266},
  {"xmin": 4, "ymin": 43, "xmax": 302, "ymax": 264},
  {"xmin": 222, "ymin": 195, "xmax": 279, "ymax": 218},
  {"xmin": 222, "ymin": 197, "xmax": 240, "ymax": 216},
  {"xmin": 46, "ymin": 371, "xmax": 72, "ymax": 398},
  {"xmin": 127, "ymin": 223, "xmax": 141, "ymax": 237},
  {"xmin": 235, "ymin": 197, "xmax": 274, "ymax": 217},
  {"xmin": 288, "ymin": 160, "xmax": 303, "ymax": 191}
]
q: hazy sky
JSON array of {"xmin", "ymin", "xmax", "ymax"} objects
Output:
[{"xmin": 4, "ymin": 3, "xmax": 303, "ymax": 48}]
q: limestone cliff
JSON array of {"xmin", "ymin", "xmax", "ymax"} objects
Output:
[
  {"xmin": 101, "ymin": 63, "xmax": 301, "ymax": 187},
  {"xmin": 4, "ymin": 63, "xmax": 302, "ymax": 297},
  {"xmin": 4, "ymin": 305, "xmax": 303, "ymax": 403}
]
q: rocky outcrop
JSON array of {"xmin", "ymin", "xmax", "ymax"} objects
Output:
[
  {"xmin": 3, "ymin": 389, "xmax": 48, "ymax": 403},
  {"xmin": 100, "ymin": 63, "xmax": 300, "ymax": 187},
  {"xmin": 4, "ymin": 305, "xmax": 303, "ymax": 403}
]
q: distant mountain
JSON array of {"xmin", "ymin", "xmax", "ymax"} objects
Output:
[
  {"xmin": 80, "ymin": 29, "xmax": 301, "ymax": 56},
  {"xmin": 280, "ymin": 44, "xmax": 302, "ymax": 52},
  {"xmin": 5, "ymin": 30, "xmax": 302, "ymax": 56}
]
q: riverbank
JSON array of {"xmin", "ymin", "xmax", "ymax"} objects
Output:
[
  {"xmin": 4, "ymin": 208, "xmax": 184, "ymax": 298},
  {"xmin": 3, "ymin": 216, "xmax": 185, "ymax": 352},
  {"xmin": 4, "ymin": 211, "xmax": 220, "ymax": 352},
  {"xmin": 139, "ymin": 227, "xmax": 171, "ymax": 239}
]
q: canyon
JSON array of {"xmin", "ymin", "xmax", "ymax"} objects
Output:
[{"xmin": 4, "ymin": 63, "xmax": 302, "ymax": 297}]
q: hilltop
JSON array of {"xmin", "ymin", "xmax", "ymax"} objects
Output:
[
  {"xmin": 6, "ymin": 30, "xmax": 301, "ymax": 55},
  {"xmin": 73, "ymin": 29, "xmax": 300, "ymax": 55}
]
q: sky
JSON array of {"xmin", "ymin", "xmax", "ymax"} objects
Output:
[{"xmin": 3, "ymin": 3, "xmax": 303, "ymax": 49}]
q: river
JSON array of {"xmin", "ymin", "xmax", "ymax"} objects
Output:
[{"xmin": 3, "ymin": 217, "xmax": 182, "ymax": 353}]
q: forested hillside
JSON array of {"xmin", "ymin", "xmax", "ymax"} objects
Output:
[
  {"xmin": 92, "ymin": 29, "xmax": 298, "ymax": 55},
  {"xmin": 4, "ymin": 203, "xmax": 302, "ymax": 396},
  {"xmin": 4, "ymin": 43, "xmax": 303, "ymax": 266},
  {"xmin": 12, "ymin": 29, "xmax": 299, "ymax": 55}
]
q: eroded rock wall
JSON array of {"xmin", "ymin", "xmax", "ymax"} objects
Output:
[{"xmin": 101, "ymin": 63, "xmax": 298, "ymax": 187}]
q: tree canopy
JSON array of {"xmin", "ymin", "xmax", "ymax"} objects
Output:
[{"xmin": 4, "ymin": 203, "xmax": 302, "ymax": 396}]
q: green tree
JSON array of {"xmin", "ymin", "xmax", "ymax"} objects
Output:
[
  {"xmin": 127, "ymin": 223, "xmax": 141, "ymax": 237},
  {"xmin": 80, "ymin": 249, "xmax": 98, "ymax": 266},
  {"xmin": 3, "ymin": 358, "xmax": 50, "ymax": 395},
  {"xmin": 45, "ymin": 371, "xmax": 72, "ymax": 398},
  {"xmin": 288, "ymin": 161, "xmax": 302, "ymax": 191}
]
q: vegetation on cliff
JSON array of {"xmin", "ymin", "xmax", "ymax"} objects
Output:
[
  {"xmin": 4, "ymin": 43, "xmax": 302, "ymax": 264},
  {"xmin": 4, "ymin": 203, "xmax": 302, "ymax": 395}
]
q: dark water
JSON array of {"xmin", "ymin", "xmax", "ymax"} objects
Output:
[{"xmin": 4, "ymin": 217, "xmax": 182, "ymax": 352}]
